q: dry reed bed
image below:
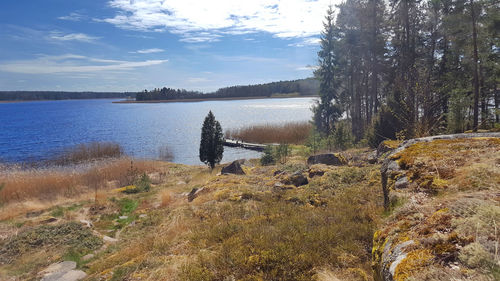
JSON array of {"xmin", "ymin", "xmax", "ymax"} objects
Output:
[
  {"xmin": 0, "ymin": 157, "xmax": 155, "ymax": 205},
  {"xmin": 225, "ymin": 121, "xmax": 312, "ymax": 144}
]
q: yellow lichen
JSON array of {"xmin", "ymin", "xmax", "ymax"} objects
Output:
[
  {"xmin": 394, "ymin": 249, "xmax": 434, "ymax": 281},
  {"xmin": 383, "ymin": 140, "xmax": 402, "ymax": 149}
]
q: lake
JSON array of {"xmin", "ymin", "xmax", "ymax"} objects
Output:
[{"xmin": 0, "ymin": 97, "xmax": 316, "ymax": 165}]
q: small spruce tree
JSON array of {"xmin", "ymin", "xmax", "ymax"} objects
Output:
[{"xmin": 199, "ymin": 111, "xmax": 224, "ymax": 169}]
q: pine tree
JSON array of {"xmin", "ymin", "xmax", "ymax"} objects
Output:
[
  {"xmin": 199, "ymin": 111, "xmax": 224, "ymax": 169},
  {"xmin": 313, "ymin": 5, "xmax": 342, "ymax": 135}
]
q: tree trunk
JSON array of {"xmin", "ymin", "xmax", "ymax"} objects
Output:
[{"xmin": 470, "ymin": 0, "xmax": 480, "ymax": 131}]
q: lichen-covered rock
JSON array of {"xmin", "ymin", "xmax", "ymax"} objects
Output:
[
  {"xmin": 281, "ymin": 172, "xmax": 308, "ymax": 187},
  {"xmin": 308, "ymin": 167, "xmax": 325, "ymax": 178},
  {"xmin": 221, "ymin": 160, "xmax": 245, "ymax": 175},
  {"xmin": 377, "ymin": 140, "xmax": 402, "ymax": 157},
  {"xmin": 307, "ymin": 153, "xmax": 347, "ymax": 166}
]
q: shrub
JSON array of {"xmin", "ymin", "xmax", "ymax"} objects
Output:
[
  {"xmin": 135, "ymin": 173, "xmax": 151, "ymax": 192},
  {"xmin": 367, "ymin": 106, "xmax": 402, "ymax": 148},
  {"xmin": 260, "ymin": 146, "xmax": 276, "ymax": 166},
  {"xmin": 459, "ymin": 242, "xmax": 493, "ymax": 269},
  {"xmin": 275, "ymin": 143, "xmax": 290, "ymax": 164}
]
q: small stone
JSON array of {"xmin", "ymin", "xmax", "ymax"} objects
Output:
[
  {"xmin": 395, "ymin": 176, "xmax": 409, "ymax": 189},
  {"xmin": 103, "ymin": 236, "xmax": 118, "ymax": 243},
  {"xmin": 79, "ymin": 219, "xmax": 93, "ymax": 228},
  {"xmin": 118, "ymin": 216, "xmax": 128, "ymax": 220},
  {"xmin": 139, "ymin": 214, "xmax": 147, "ymax": 218},
  {"xmin": 81, "ymin": 254, "xmax": 94, "ymax": 261}
]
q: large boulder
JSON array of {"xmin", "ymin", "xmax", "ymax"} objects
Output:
[
  {"xmin": 221, "ymin": 160, "xmax": 245, "ymax": 175},
  {"xmin": 307, "ymin": 153, "xmax": 347, "ymax": 166}
]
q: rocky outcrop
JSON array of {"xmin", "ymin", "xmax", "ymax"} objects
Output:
[
  {"xmin": 307, "ymin": 153, "xmax": 347, "ymax": 166},
  {"xmin": 221, "ymin": 160, "xmax": 245, "ymax": 175},
  {"xmin": 374, "ymin": 132, "xmax": 500, "ymax": 281}
]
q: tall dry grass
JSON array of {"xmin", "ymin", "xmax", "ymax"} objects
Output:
[
  {"xmin": 225, "ymin": 121, "xmax": 312, "ymax": 144},
  {"xmin": 0, "ymin": 158, "xmax": 154, "ymax": 205},
  {"xmin": 50, "ymin": 142, "xmax": 124, "ymax": 165}
]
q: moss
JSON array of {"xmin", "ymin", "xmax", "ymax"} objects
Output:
[
  {"xmin": 383, "ymin": 140, "xmax": 402, "ymax": 149},
  {"xmin": 394, "ymin": 249, "xmax": 434, "ymax": 281},
  {"xmin": 0, "ymin": 222, "xmax": 102, "ymax": 264},
  {"xmin": 459, "ymin": 242, "xmax": 493, "ymax": 269}
]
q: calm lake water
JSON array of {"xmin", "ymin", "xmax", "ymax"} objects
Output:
[{"xmin": 0, "ymin": 97, "xmax": 315, "ymax": 165}]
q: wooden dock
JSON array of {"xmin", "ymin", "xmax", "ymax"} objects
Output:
[{"xmin": 223, "ymin": 139, "xmax": 273, "ymax": 152}]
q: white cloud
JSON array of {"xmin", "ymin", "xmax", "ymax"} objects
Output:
[
  {"xmin": 288, "ymin": 37, "xmax": 320, "ymax": 47},
  {"xmin": 101, "ymin": 0, "xmax": 337, "ymax": 42},
  {"xmin": 58, "ymin": 12, "xmax": 85, "ymax": 21},
  {"xmin": 0, "ymin": 54, "xmax": 168, "ymax": 74},
  {"xmin": 49, "ymin": 32, "xmax": 100, "ymax": 43},
  {"xmin": 131, "ymin": 48, "xmax": 165, "ymax": 54}
]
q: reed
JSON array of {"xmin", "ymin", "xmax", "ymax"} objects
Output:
[
  {"xmin": 50, "ymin": 142, "xmax": 124, "ymax": 165},
  {"xmin": 0, "ymin": 158, "xmax": 154, "ymax": 204},
  {"xmin": 226, "ymin": 121, "xmax": 312, "ymax": 144}
]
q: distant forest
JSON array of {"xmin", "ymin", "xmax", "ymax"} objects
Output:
[
  {"xmin": 0, "ymin": 91, "xmax": 135, "ymax": 101},
  {"xmin": 135, "ymin": 78, "xmax": 319, "ymax": 101}
]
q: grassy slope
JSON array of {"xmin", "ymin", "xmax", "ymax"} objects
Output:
[{"xmin": 0, "ymin": 137, "xmax": 498, "ymax": 281}]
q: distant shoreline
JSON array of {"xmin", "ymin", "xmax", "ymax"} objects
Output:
[
  {"xmin": 0, "ymin": 98, "xmax": 122, "ymax": 104},
  {"xmin": 113, "ymin": 95, "xmax": 318, "ymax": 104}
]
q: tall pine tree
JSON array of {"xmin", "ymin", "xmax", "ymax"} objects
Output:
[{"xmin": 313, "ymin": 5, "xmax": 342, "ymax": 135}]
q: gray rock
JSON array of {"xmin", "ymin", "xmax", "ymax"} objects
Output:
[
  {"xmin": 118, "ymin": 216, "xmax": 128, "ymax": 220},
  {"xmin": 307, "ymin": 154, "xmax": 346, "ymax": 166},
  {"xmin": 103, "ymin": 236, "xmax": 118, "ymax": 243},
  {"xmin": 40, "ymin": 261, "xmax": 87, "ymax": 281},
  {"xmin": 221, "ymin": 160, "xmax": 246, "ymax": 175},
  {"xmin": 281, "ymin": 172, "xmax": 308, "ymax": 187},
  {"xmin": 81, "ymin": 254, "xmax": 94, "ymax": 261},
  {"xmin": 395, "ymin": 176, "xmax": 409, "ymax": 189}
]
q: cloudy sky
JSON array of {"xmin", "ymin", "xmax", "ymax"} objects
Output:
[{"xmin": 0, "ymin": 0, "xmax": 335, "ymax": 92}]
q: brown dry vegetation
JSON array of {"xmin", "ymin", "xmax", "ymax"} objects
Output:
[
  {"xmin": 0, "ymin": 158, "xmax": 155, "ymax": 209},
  {"xmin": 226, "ymin": 121, "xmax": 312, "ymax": 144},
  {"xmin": 1, "ymin": 137, "xmax": 498, "ymax": 281},
  {"xmin": 50, "ymin": 142, "xmax": 124, "ymax": 165},
  {"xmin": 0, "ymin": 147, "xmax": 383, "ymax": 281}
]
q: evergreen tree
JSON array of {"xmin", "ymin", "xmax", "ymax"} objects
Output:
[
  {"xmin": 313, "ymin": 5, "xmax": 342, "ymax": 135},
  {"xmin": 199, "ymin": 111, "xmax": 224, "ymax": 169}
]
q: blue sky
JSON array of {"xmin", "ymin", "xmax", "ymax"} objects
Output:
[{"xmin": 0, "ymin": 0, "xmax": 334, "ymax": 92}]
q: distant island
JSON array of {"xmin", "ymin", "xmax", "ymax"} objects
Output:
[
  {"xmin": 133, "ymin": 77, "xmax": 319, "ymax": 102},
  {"xmin": 0, "ymin": 91, "xmax": 135, "ymax": 102}
]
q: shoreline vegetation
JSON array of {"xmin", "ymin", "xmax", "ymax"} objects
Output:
[
  {"xmin": 225, "ymin": 121, "xmax": 313, "ymax": 145},
  {"xmin": 113, "ymin": 94, "xmax": 317, "ymax": 104}
]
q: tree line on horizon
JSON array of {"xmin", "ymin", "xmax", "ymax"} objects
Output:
[
  {"xmin": 0, "ymin": 91, "xmax": 135, "ymax": 101},
  {"xmin": 313, "ymin": 0, "xmax": 499, "ymax": 147},
  {"xmin": 135, "ymin": 78, "xmax": 319, "ymax": 101}
]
